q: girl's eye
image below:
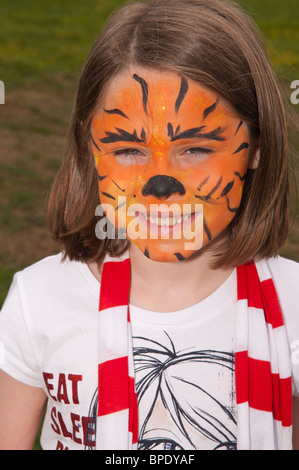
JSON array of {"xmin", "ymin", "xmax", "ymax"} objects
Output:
[
  {"xmin": 183, "ymin": 147, "xmax": 213, "ymax": 158},
  {"xmin": 114, "ymin": 148, "xmax": 143, "ymax": 158},
  {"xmin": 113, "ymin": 148, "xmax": 148, "ymax": 165}
]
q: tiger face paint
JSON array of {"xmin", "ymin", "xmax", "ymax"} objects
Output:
[{"xmin": 91, "ymin": 68, "xmax": 251, "ymax": 262}]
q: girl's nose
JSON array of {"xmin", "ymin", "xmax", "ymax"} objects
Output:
[{"xmin": 142, "ymin": 175, "xmax": 186, "ymax": 199}]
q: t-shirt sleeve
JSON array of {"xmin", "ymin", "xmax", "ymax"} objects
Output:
[{"xmin": 0, "ymin": 273, "xmax": 43, "ymax": 388}]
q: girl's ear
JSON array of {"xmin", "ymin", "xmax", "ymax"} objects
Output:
[
  {"xmin": 248, "ymin": 138, "xmax": 261, "ymax": 170},
  {"xmin": 248, "ymin": 147, "xmax": 260, "ymax": 169}
]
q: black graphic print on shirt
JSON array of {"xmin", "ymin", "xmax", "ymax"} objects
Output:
[
  {"xmin": 133, "ymin": 333, "xmax": 236, "ymax": 450},
  {"xmin": 85, "ymin": 332, "xmax": 236, "ymax": 450}
]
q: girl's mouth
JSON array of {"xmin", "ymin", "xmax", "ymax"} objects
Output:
[
  {"xmin": 127, "ymin": 208, "xmax": 201, "ymax": 238},
  {"xmin": 142, "ymin": 212, "xmax": 194, "ymax": 227}
]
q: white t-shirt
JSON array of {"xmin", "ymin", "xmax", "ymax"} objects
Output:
[
  {"xmin": 130, "ymin": 273, "xmax": 237, "ymax": 451},
  {"xmin": 0, "ymin": 253, "xmax": 299, "ymax": 450}
]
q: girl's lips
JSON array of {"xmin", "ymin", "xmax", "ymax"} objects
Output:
[
  {"xmin": 141, "ymin": 211, "xmax": 194, "ymax": 227},
  {"xmin": 127, "ymin": 209, "xmax": 201, "ymax": 237}
]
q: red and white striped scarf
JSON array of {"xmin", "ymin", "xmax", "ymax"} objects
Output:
[{"xmin": 96, "ymin": 252, "xmax": 293, "ymax": 450}]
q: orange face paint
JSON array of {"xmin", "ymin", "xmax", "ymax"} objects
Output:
[{"xmin": 91, "ymin": 68, "xmax": 250, "ymax": 262}]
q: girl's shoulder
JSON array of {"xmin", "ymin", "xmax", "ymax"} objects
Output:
[
  {"xmin": 260, "ymin": 255, "xmax": 299, "ymax": 325},
  {"xmin": 266, "ymin": 255, "xmax": 299, "ymax": 287},
  {"xmin": 254, "ymin": 254, "xmax": 299, "ymax": 299},
  {"xmin": 3, "ymin": 253, "xmax": 99, "ymax": 314},
  {"xmin": 14, "ymin": 252, "xmax": 76, "ymax": 294},
  {"xmin": 16, "ymin": 252, "xmax": 93, "ymax": 284},
  {"xmin": 20, "ymin": 252, "xmax": 65, "ymax": 276}
]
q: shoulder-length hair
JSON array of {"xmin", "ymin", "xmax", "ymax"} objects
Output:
[{"xmin": 48, "ymin": 0, "xmax": 290, "ymax": 268}]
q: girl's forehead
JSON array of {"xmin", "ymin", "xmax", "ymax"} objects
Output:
[{"xmin": 99, "ymin": 67, "xmax": 238, "ymax": 123}]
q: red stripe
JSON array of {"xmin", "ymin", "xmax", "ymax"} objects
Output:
[
  {"xmin": 235, "ymin": 350, "xmax": 249, "ymax": 404},
  {"xmin": 260, "ymin": 279, "xmax": 284, "ymax": 329},
  {"xmin": 272, "ymin": 373, "xmax": 281, "ymax": 421},
  {"xmin": 236, "ymin": 352, "xmax": 272, "ymax": 411},
  {"xmin": 127, "ymin": 305, "xmax": 131, "ymax": 323},
  {"xmin": 235, "ymin": 352, "xmax": 292, "ymax": 425},
  {"xmin": 237, "ymin": 263, "xmax": 265, "ymax": 310},
  {"xmin": 248, "ymin": 357, "xmax": 272, "ymax": 412},
  {"xmin": 98, "ymin": 357, "xmax": 129, "ymax": 416},
  {"xmin": 99, "ymin": 259, "xmax": 130, "ymax": 310},
  {"xmin": 279, "ymin": 376, "xmax": 293, "ymax": 427},
  {"xmin": 246, "ymin": 263, "xmax": 263, "ymax": 309},
  {"xmin": 272, "ymin": 373, "xmax": 293, "ymax": 426}
]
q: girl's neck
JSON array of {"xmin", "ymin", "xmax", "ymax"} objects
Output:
[
  {"xmin": 128, "ymin": 243, "xmax": 234, "ymax": 312},
  {"xmin": 88, "ymin": 239, "xmax": 234, "ymax": 313}
]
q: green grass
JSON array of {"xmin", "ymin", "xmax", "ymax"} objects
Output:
[
  {"xmin": 240, "ymin": 0, "xmax": 299, "ymax": 80},
  {"xmin": 0, "ymin": 0, "xmax": 298, "ymax": 450},
  {"xmin": 0, "ymin": 0, "xmax": 124, "ymax": 88}
]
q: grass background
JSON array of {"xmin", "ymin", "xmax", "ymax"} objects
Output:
[{"xmin": 0, "ymin": 0, "xmax": 298, "ymax": 450}]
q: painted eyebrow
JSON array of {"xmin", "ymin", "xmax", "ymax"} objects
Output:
[
  {"xmin": 104, "ymin": 108, "xmax": 130, "ymax": 120},
  {"xmin": 175, "ymin": 76, "xmax": 189, "ymax": 113},
  {"xmin": 168, "ymin": 124, "xmax": 226, "ymax": 142},
  {"xmin": 133, "ymin": 74, "xmax": 149, "ymax": 115},
  {"xmin": 99, "ymin": 127, "xmax": 146, "ymax": 144}
]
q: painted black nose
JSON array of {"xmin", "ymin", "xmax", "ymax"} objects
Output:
[{"xmin": 142, "ymin": 175, "xmax": 186, "ymax": 199}]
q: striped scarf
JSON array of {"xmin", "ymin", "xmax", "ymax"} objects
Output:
[{"xmin": 95, "ymin": 252, "xmax": 293, "ymax": 450}]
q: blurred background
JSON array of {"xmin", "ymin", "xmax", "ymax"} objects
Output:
[{"xmin": 0, "ymin": 0, "xmax": 298, "ymax": 448}]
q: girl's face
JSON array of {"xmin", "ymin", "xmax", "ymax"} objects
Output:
[{"xmin": 91, "ymin": 68, "xmax": 251, "ymax": 262}]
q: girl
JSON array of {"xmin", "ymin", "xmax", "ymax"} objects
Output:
[{"xmin": 0, "ymin": 0, "xmax": 298, "ymax": 450}]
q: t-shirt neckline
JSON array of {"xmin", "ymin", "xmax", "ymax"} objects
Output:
[
  {"xmin": 75, "ymin": 256, "xmax": 237, "ymax": 325},
  {"xmin": 129, "ymin": 268, "xmax": 237, "ymax": 325}
]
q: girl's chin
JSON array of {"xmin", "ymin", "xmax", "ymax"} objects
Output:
[{"xmin": 130, "ymin": 240, "xmax": 202, "ymax": 263}]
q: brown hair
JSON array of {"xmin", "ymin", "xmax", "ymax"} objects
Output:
[{"xmin": 48, "ymin": 0, "xmax": 290, "ymax": 268}]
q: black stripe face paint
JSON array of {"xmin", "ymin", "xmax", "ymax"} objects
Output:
[
  {"xmin": 203, "ymin": 219, "xmax": 212, "ymax": 241},
  {"xmin": 104, "ymin": 108, "xmax": 130, "ymax": 120},
  {"xmin": 226, "ymin": 196, "xmax": 239, "ymax": 213},
  {"xmin": 170, "ymin": 126, "xmax": 226, "ymax": 142},
  {"xmin": 175, "ymin": 77, "xmax": 189, "ymax": 113},
  {"xmin": 133, "ymin": 74, "xmax": 149, "ymax": 115},
  {"xmin": 99, "ymin": 127, "xmax": 146, "ymax": 144},
  {"xmin": 203, "ymin": 98, "xmax": 219, "ymax": 121},
  {"xmin": 98, "ymin": 173, "xmax": 107, "ymax": 181},
  {"xmin": 197, "ymin": 175, "xmax": 211, "ymax": 191},
  {"xmin": 234, "ymin": 171, "xmax": 246, "ymax": 181},
  {"xmin": 220, "ymin": 180, "xmax": 234, "ymax": 198},
  {"xmin": 174, "ymin": 252, "xmax": 185, "ymax": 261},
  {"xmin": 233, "ymin": 142, "xmax": 249, "ymax": 154},
  {"xmin": 195, "ymin": 177, "xmax": 223, "ymax": 202},
  {"xmin": 112, "ymin": 179, "xmax": 125, "ymax": 192},
  {"xmin": 101, "ymin": 191, "xmax": 116, "ymax": 200},
  {"xmin": 115, "ymin": 200, "xmax": 127, "ymax": 212},
  {"xmin": 234, "ymin": 120, "xmax": 243, "ymax": 136},
  {"xmin": 91, "ymin": 135, "xmax": 102, "ymax": 152}
]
